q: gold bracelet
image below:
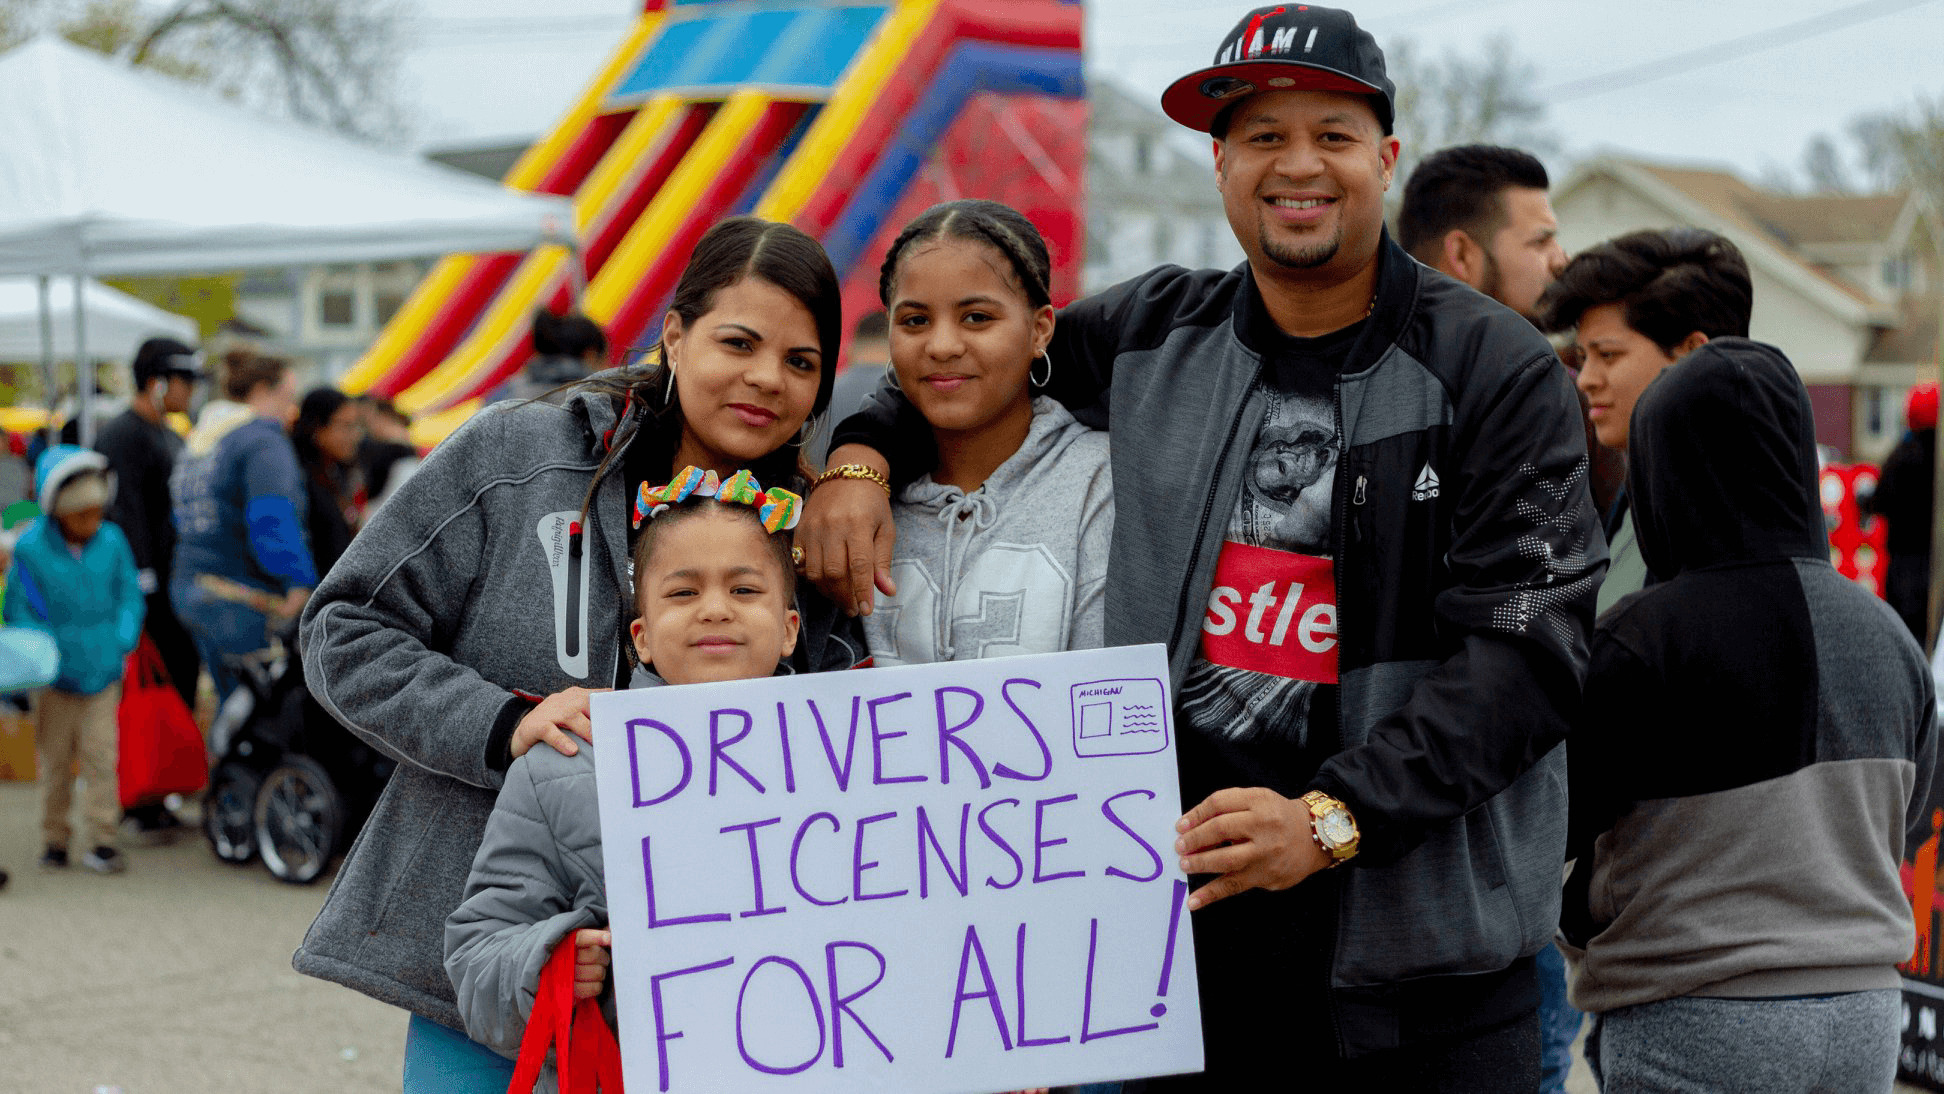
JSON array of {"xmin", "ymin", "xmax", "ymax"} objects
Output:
[{"xmin": 814, "ymin": 463, "xmax": 892, "ymax": 495}]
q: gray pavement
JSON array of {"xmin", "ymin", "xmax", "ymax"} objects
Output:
[
  {"xmin": 0, "ymin": 776, "xmax": 1924, "ymax": 1093},
  {"xmin": 0, "ymin": 779, "xmax": 404, "ymax": 1094}
]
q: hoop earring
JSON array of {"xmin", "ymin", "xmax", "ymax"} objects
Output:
[
  {"xmin": 1031, "ymin": 349, "xmax": 1052, "ymax": 389},
  {"xmin": 797, "ymin": 412, "xmax": 821, "ymax": 445},
  {"xmin": 663, "ymin": 361, "xmax": 677, "ymax": 404}
]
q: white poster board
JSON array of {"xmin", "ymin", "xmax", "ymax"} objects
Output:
[{"xmin": 591, "ymin": 644, "xmax": 1204, "ymax": 1093}]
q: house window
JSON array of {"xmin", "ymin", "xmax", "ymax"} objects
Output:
[
  {"xmin": 1866, "ymin": 387, "xmax": 1885, "ymax": 435},
  {"xmin": 1884, "ymin": 255, "xmax": 1911, "ymax": 290},
  {"xmin": 1135, "ymin": 135, "xmax": 1152, "ymax": 175},
  {"xmin": 317, "ymin": 265, "xmax": 359, "ymax": 329}
]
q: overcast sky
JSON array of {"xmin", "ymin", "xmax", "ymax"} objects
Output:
[{"xmin": 399, "ymin": 0, "xmax": 1944, "ymax": 188}]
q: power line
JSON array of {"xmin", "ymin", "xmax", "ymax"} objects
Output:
[{"xmin": 1539, "ymin": 0, "xmax": 1942, "ymax": 103}]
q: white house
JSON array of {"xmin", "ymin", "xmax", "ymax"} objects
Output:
[
  {"xmin": 1083, "ymin": 79, "xmax": 1243, "ymax": 291},
  {"xmin": 1553, "ymin": 155, "xmax": 1939, "ymax": 463}
]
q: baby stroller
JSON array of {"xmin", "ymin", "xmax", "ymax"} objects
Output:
[{"xmin": 202, "ymin": 624, "xmax": 394, "ymax": 884}]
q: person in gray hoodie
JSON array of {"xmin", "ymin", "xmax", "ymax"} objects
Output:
[
  {"xmin": 296, "ymin": 217, "xmax": 869, "ymax": 1092},
  {"xmin": 1563, "ymin": 338, "xmax": 1936, "ymax": 1092},
  {"xmin": 857, "ymin": 201, "xmax": 1110, "ymax": 665}
]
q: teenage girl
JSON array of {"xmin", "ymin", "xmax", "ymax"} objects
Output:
[{"xmin": 853, "ymin": 199, "xmax": 1112, "ymax": 666}]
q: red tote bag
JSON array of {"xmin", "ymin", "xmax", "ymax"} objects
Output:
[
  {"xmin": 510, "ymin": 937, "xmax": 625, "ymax": 1094},
  {"xmin": 117, "ymin": 634, "xmax": 208, "ymax": 810}
]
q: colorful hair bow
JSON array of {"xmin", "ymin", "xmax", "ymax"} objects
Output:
[{"xmin": 633, "ymin": 465, "xmax": 802, "ymax": 534}]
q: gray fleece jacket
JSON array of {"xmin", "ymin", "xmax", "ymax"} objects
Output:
[
  {"xmin": 863, "ymin": 397, "xmax": 1111, "ymax": 664},
  {"xmin": 294, "ymin": 386, "xmax": 866, "ymax": 1030}
]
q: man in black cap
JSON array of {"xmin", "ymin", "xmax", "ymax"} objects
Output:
[
  {"xmin": 815, "ymin": 6, "xmax": 1600, "ymax": 1086},
  {"xmin": 96, "ymin": 337, "xmax": 205, "ymax": 834}
]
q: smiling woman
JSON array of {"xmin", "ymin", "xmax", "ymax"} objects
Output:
[{"xmin": 293, "ymin": 216, "xmax": 871, "ymax": 1093}]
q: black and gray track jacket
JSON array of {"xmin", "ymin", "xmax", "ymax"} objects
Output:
[{"xmin": 836, "ymin": 233, "xmax": 1605, "ymax": 1055}]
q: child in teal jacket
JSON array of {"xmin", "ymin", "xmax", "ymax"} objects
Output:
[{"xmin": 3, "ymin": 445, "xmax": 145, "ymax": 873}]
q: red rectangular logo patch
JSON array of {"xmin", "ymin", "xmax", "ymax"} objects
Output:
[{"xmin": 1198, "ymin": 542, "xmax": 1338, "ymax": 683}]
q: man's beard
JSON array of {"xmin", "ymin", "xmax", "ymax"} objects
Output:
[{"xmin": 1259, "ymin": 221, "xmax": 1342, "ymax": 270}]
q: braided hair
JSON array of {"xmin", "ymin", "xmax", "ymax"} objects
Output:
[{"xmin": 877, "ymin": 200, "xmax": 1053, "ymax": 310}]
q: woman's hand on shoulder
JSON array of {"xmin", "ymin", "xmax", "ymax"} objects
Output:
[
  {"xmin": 511, "ymin": 686, "xmax": 610, "ymax": 760},
  {"xmin": 800, "ymin": 445, "xmax": 898, "ymax": 617}
]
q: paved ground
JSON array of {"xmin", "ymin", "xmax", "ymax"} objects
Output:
[
  {"xmin": 0, "ymin": 773, "xmax": 1924, "ymax": 1094},
  {"xmin": 0, "ymin": 779, "xmax": 405, "ymax": 1094}
]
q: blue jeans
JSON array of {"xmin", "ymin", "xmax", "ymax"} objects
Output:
[
  {"xmin": 169, "ymin": 574, "xmax": 270, "ymax": 705},
  {"xmin": 1536, "ymin": 942, "xmax": 1583, "ymax": 1092},
  {"xmin": 404, "ymin": 1014, "xmax": 516, "ymax": 1093}
]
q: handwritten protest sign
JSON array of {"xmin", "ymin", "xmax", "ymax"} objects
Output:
[{"xmin": 591, "ymin": 644, "xmax": 1203, "ymax": 1093}]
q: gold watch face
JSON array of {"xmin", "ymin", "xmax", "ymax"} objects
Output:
[{"xmin": 1318, "ymin": 809, "xmax": 1357, "ymax": 847}]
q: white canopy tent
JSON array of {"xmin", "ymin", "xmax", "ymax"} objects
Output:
[
  {"xmin": 0, "ymin": 277, "xmax": 196, "ymax": 362},
  {"xmin": 0, "ymin": 36, "xmax": 575, "ymax": 441}
]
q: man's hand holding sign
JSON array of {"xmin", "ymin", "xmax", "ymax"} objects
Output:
[{"xmin": 591, "ymin": 645, "xmax": 1203, "ymax": 1093}]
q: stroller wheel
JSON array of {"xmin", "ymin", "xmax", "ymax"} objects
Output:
[
  {"xmin": 254, "ymin": 756, "xmax": 343, "ymax": 885},
  {"xmin": 204, "ymin": 762, "xmax": 262, "ymax": 865}
]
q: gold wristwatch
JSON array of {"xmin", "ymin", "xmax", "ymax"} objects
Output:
[{"xmin": 1300, "ymin": 790, "xmax": 1360, "ymax": 866}]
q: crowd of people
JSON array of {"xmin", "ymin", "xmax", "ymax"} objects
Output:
[
  {"xmin": 0, "ymin": 342, "xmax": 421, "ymax": 871},
  {"xmin": 3, "ymin": 3, "xmax": 1943, "ymax": 1092}
]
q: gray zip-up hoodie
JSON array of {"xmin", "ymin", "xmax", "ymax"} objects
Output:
[
  {"xmin": 294, "ymin": 386, "xmax": 866, "ymax": 1030},
  {"xmin": 863, "ymin": 397, "xmax": 1111, "ymax": 664}
]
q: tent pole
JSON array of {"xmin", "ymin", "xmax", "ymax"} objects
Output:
[
  {"xmin": 74, "ymin": 275, "xmax": 92, "ymax": 449},
  {"xmin": 36, "ymin": 275, "xmax": 55, "ymax": 454}
]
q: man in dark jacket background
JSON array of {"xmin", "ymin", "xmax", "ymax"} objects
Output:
[
  {"xmin": 1870, "ymin": 381, "xmax": 1937, "ymax": 646},
  {"xmin": 95, "ymin": 337, "xmax": 204, "ymax": 835},
  {"xmin": 819, "ymin": 5, "xmax": 1602, "ymax": 1087}
]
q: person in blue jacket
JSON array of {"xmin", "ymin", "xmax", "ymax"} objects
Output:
[
  {"xmin": 170, "ymin": 349, "xmax": 316, "ymax": 703},
  {"xmin": 3, "ymin": 446, "xmax": 145, "ymax": 875}
]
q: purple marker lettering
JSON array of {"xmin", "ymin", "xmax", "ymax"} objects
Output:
[
  {"xmin": 1080, "ymin": 917, "xmax": 1160, "ymax": 1043},
  {"xmin": 808, "ymin": 696, "xmax": 861, "ymax": 791},
  {"xmin": 708, "ymin": 708, "xmax": 764, "ymax": 796},
  {"xmin": 642, "ymin": 835, "xmax": 730, "ymax": 928},
  {"xmin": 721, "ymin": 816, "xmax": 786, "ymax": 918},
  {"xmin": 867, "ymin": 692, "xmax": 925, "ymax": 785},
  {"xmin": 1101, "ymin": 789, "xmax": 1165, "ymax": 883},
  {"xmin": 825, "ymin": 941, "xmax": 895, "ymax": 1067},
  {"xmin": 992, "ymin": 679, "xmax": 1052, "ymax": 782},
  {"xmin": 789, "ymin": 812, "xmax": 847, "ymax": 907},
  {"xmin": 650, "ymin": 956, "xmax": 734, "ymax": 1092},
  {"xmin": 945, "ymin": 924, "xmax": 1013, "ymax": 1058},
  {"xmin": 916, "ymin": 803, "xmax": 971, "ymax": 899},
  {"xmin": 736, "ymin": 955, "xmax": 825, "ymax": 1076},
  {"xmin": 1152, "ymin": 879, "xmax": 1189, "ymax": 1017},
  {"xmin": 1014, "ymin": 922, "xmax": 1071, "ymax": 1049},
  {"xmin": 776, "ymin": 701, "xmax": 797, "ymax": 793},
  {"xmin": 628, "ymin": 718, "xmax": 692, "ymax": 808},
  {"xmin": 977, "ymin": 798, "xmax": 1024, "ymax": 890},
  {"xmin": 933, "ymin": 686, "xmax": 992, "ymax": 789},
  {"xmin": 1032, "ymin": 793, "xmax": 1086, "ymax": 884},
  {"xmin": 851, "ymin": 810, "xmax": 908, "ymax": 902}
]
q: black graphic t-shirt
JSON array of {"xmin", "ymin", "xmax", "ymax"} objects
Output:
[{"xmin": 1180, "ymin": 319, "xmax": 1361, "ymax": 778}]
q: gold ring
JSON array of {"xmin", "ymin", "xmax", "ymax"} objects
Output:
[{"xmin": 791, "ymin": 545, "xmax": 805, "ymax": 568}]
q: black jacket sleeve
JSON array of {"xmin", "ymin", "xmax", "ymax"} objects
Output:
[{"xmin": 1311, "ymin": 352, "xmax": 1606, "ymax": 861}]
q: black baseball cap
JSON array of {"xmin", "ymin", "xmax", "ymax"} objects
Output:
[
  {"xmin": 1162, "ymin": 4, "xmax": 1394, "ymax": 136},
  {"xmin": 131, "ymin": 337, "xmax": 204, "ymax": 387}
]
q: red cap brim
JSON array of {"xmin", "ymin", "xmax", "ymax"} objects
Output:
[{"xmin": 1161, "ymin": 60, "xmax": 1383, "ymax": 133}]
